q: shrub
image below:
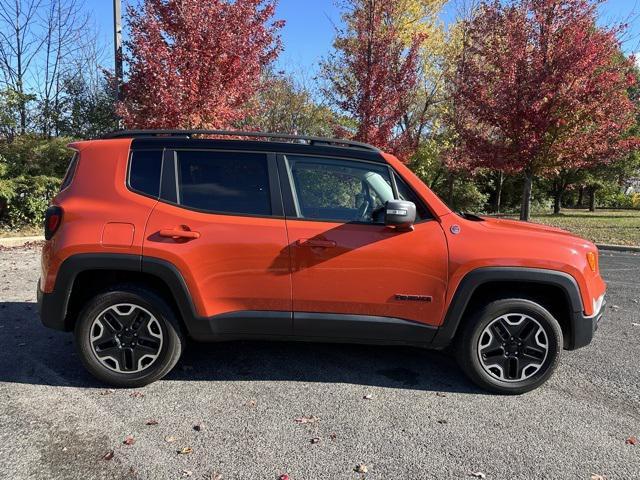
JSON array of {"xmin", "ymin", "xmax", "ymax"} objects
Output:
[
  {"xmin": 0, "ymin": 175, "xmax": 61, "ymax": 228},
  {"xmin": 0, "ymin": 135, "xmax": 75, "ymax": 178}
]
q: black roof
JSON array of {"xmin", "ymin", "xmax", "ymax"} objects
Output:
[
  {"xmin": 104, "ymin": 129, "xmax": 379, "ymax": 150},
  {"xmin": 129, "ymin": 137, "xmax": 386, "ymax": 162},
  {"xmin": 105, "ymin": 129, "xmax": 385, "ymax": 162}
]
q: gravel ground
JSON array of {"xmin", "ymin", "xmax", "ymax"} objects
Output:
[{"xmin": 0, "ymin": 245, "xmax": 638, "ymax": 480}]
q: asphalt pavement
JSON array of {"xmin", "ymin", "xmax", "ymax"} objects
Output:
[{"xmin": 0, "ymin": 245, "xmax": 638, "ymax": 479}]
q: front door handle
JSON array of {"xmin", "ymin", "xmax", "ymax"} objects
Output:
[
  {"xmin": 159, "ymin": 226, "xmax": 200, "ymax": 240},
  {"xmin": 296, "ymin": 238, "xmax": 336, "ymax": 248}
]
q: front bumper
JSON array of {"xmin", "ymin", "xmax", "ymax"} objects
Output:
[{"xmin": 569, "ymin": 296, "xmax": 606, "ymax": 350}]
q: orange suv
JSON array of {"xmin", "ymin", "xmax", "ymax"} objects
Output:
[{"xmin": 37, "ymin": 130, "xmax": 606, "ymax": 394}]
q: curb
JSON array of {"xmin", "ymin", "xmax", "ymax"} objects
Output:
[
  {"xmin": 596, "ymin": 243, "xmax": 640, "ymax": 253},
  {"xmin": 0, "ymin": 235, "xmax": 45, "ymax": 248}
]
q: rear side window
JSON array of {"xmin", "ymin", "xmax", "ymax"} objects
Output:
[
  {"xmin": 129, "ymin": 150, "xmax": 163, "ymax": 198},
  {"xmin": 176, "ymin": 151, "xmax": 271, "ymax": 216},
  {"xmin": 59, "ymin": 152, "xmax": 78, "ymax": 191}
]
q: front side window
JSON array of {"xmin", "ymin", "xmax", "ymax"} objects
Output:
[
  {"xmin": 286, "ymin": 156, "xmax": 395, "ymax": 224},
  {"xmin": 176, "ymin": 151, "xmax": 271, "ymax": 216},
  {"xmin": 394, "ymin": 173, "xmax": 432, "ymax": 220}
]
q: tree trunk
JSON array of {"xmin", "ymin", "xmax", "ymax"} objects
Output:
[
  {"xmin": 446, "ymin": 172, "xmax": 455, "ymax": 208},
  {"xmin": 553, "ymin": 181, "xmax": 563, "ymax": 215},
  {"xmin": 520, "ymin": 171, "xmax": 533, "ymax": 221},
  {"xmin": 589, "ymin": 189, "xmax": 596, "ymax": 212},
  {"xmin": 494, "ymin": 170, "xmax": 504, "ymax": 214},
  {"xmin": 577, "ymin": 186, "xmax": 584, "ymax": 208}
]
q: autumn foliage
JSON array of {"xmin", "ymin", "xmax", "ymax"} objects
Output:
[
  {"xmin": 118, "ymin": 0, "xmax": 284, "ymax": 129},
  {"xmin": 323, "ymin": 0, "xmax": 426, "ymax": 160},
  {"xmin": 448, "ymin": 0, "xmax": 638, "ymax": 219}
]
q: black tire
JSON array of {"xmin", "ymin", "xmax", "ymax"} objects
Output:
[
  {"xmin": 74, "ymin": 285, "xmax": 185, "ymax": 388},
  {"xmin": 456, "ymin": 298, "xmax": 563, "ymax": 394}
]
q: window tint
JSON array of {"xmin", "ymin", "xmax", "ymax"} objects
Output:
[
  {"xmin": 129, "ymin": 150, "xmax": 162, "ymax": 198},
  {"xmin": 60, "ymin": 152, "xmax": 78, "ymax": 191},
  {"xmin": 176, "ymin": 151, "xmax": 271, "ymax": 216},
  {"xmin": 394, "ymin": 173, "xmax": 431, "ymax": 220},
  {"xmin": 287, "ymin": 156, "xmax": 394, "ymax": 223}
]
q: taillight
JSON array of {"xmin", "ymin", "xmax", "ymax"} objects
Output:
[{"xmin": 44, "ymin": 206, "xmax": 63, "ymax": 240}]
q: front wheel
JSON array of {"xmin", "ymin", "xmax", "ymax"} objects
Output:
[
  {"xmin": 456, "ymin": 298, "xmax": 563, "ymax": 394},
  {"xmin": 74, "ymin": 285, "xmax": 185, "ymax": 388}
]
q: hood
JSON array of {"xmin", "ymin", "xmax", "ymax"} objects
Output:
[{"xmin": 476, "ymin": 216, "xmax": 589, "ymax": 244}]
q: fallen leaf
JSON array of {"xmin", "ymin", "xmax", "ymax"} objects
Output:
[
  {"xmin": 101, "ymin": 389, "xmax": 116, "ymax": 396},
  {"xmin": 278, "ymin": 475, "xmax": 289, "ymax": 480},
  {"xmin": 354, "ymin": 464, "xmax": 368, "ymax": 473},
  {"xmin": 165, "ymin": 436, "xmax": 176, "ymax": 443},
  {"xmin": 294, "ymin": 415, "xmax": 318, "ymax": 424},
  {"xmin": 193, "ymin": 424, "xmax": 204, "ymax": 432},
  {"xmin": 129, "ymin": 391, "xmax": 145, "ymax": 398},
  {"xmin": 625, "ymin": 436, "xmax": 638, "ymax": 445},
  {"xmin": 246, "ymin": 399, "xmax": 257, "ymax": 407},
  {"xmin": 437, "ymin": 419, "xmax": 448, "ymax": 424},
  {"xmin": 102, "ymin": 450, "xmax": 114, "ymax": 461},
  {"xmin": 182, "ymin": 470, "xmax": 193, "ymax": 477},
  {"xmin": 146, "ymin": 419, "xmax": 159, "ymax": 426},
  {"xmin": 123, "ymin": 435, "xmax": 136, "ymax": 446},
  {"xmin": 363, "ymin": 394, "xmax": 373, "ymax": 400},
  {"xmin": 436, "ymin": 392, "xmax": 447, "ymax": 397},
  {"xmin": 329, "ymin": 433, "xmax": 337, "ymax": 441},
  {"xmin": 310, "ymin": 437, "xmax": 320, "ymax": 444},
  {"xmin": 469, "ymin": 473, "xmax": 486, "ymax": 479},
  {"xmin": 209, "ymin": 473, "xmax": 223, "ymax": 480},
  {"xmin": 177, "ymin": 447, "xmax": 193, "ymax": 455}
]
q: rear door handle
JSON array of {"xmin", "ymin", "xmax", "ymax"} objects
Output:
[
  {"xmin": 159, "ymin": 227, "xmax": 200, "ymax": 240},
  {"xmin": 296, "ymin": 238, "xmax": 336, "ymax": 248}
]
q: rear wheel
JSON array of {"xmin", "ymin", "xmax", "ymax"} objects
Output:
[
  {"xmin": 74, "ymin": 286, "xmax": 184, "ymax": 387},
  {"xmin": 456, "ymin": 298, "xmax": 563, "ymax": 394}
]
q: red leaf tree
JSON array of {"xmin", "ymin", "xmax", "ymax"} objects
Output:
[
  {"xmin": 449, "ymin": 0, "xmax": 638, "ymax": 220},
  {"xmin": 118, "ymin": 0, "xmax": 284, "ymax": 129},
  {"xmin": 322, "ymin": 0, "xmax": 425, "ymax": 160}
]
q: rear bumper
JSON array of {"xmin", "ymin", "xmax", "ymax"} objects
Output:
[
  {"xmin": 568, "ymin": 297, "xmax": 606, "ymax": 350},
  {"xmin": 37, "ymin": 280, "xmax": 71, "ymax": 331}
]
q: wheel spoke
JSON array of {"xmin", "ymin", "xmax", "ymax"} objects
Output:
[
  {"xmin": 490, "ymin": 317, "xmax": 511, "ymax": 342},
  {"xmin": 101, "ymin": 311, "xmax": 123, "ymax": 333}
]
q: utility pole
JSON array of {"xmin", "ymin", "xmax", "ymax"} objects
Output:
[{"xmin": 113, "ymin": 0, "xmax": 123, "ymax": 102}]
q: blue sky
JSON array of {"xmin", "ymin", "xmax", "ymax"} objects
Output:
[{"xmin": 91, "ymin": 0, "xmax": 640, "ymax": 75}]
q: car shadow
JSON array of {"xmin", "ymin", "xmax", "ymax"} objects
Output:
[{"xmin": 1, "ymin": 301, "xmax": 480, "ymax": 394}]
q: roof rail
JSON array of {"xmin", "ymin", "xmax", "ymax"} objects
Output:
[{"xmin": 101, "ymin": 129, "xmax": 380, "ymax": 152}]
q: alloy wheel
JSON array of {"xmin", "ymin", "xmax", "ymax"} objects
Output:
[
  {"xmin": 89, "ymin": 303, "xmax": 164, "ymax": 374},
  {"xmin": 477, "ymin": 313, "xmax": 549, "ymax": 382}
]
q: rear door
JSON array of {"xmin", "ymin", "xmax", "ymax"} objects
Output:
[{"xmin": 142, "ymin": 149, "xmax": 292, "ymax": 335}]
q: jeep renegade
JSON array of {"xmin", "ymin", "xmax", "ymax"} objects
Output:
[{"xmin": 37, "ymin": 130, "xmax": 607, "ymax": 394}]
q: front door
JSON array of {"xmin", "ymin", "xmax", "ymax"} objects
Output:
[{"xmin": 280, "ymin": 154, "xmax": 448, "ymax": 342}]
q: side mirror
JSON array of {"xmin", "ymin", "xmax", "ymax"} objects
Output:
[{"xmin": 384, "ymin": 200, "xmax": 416, "ymax": 230}]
